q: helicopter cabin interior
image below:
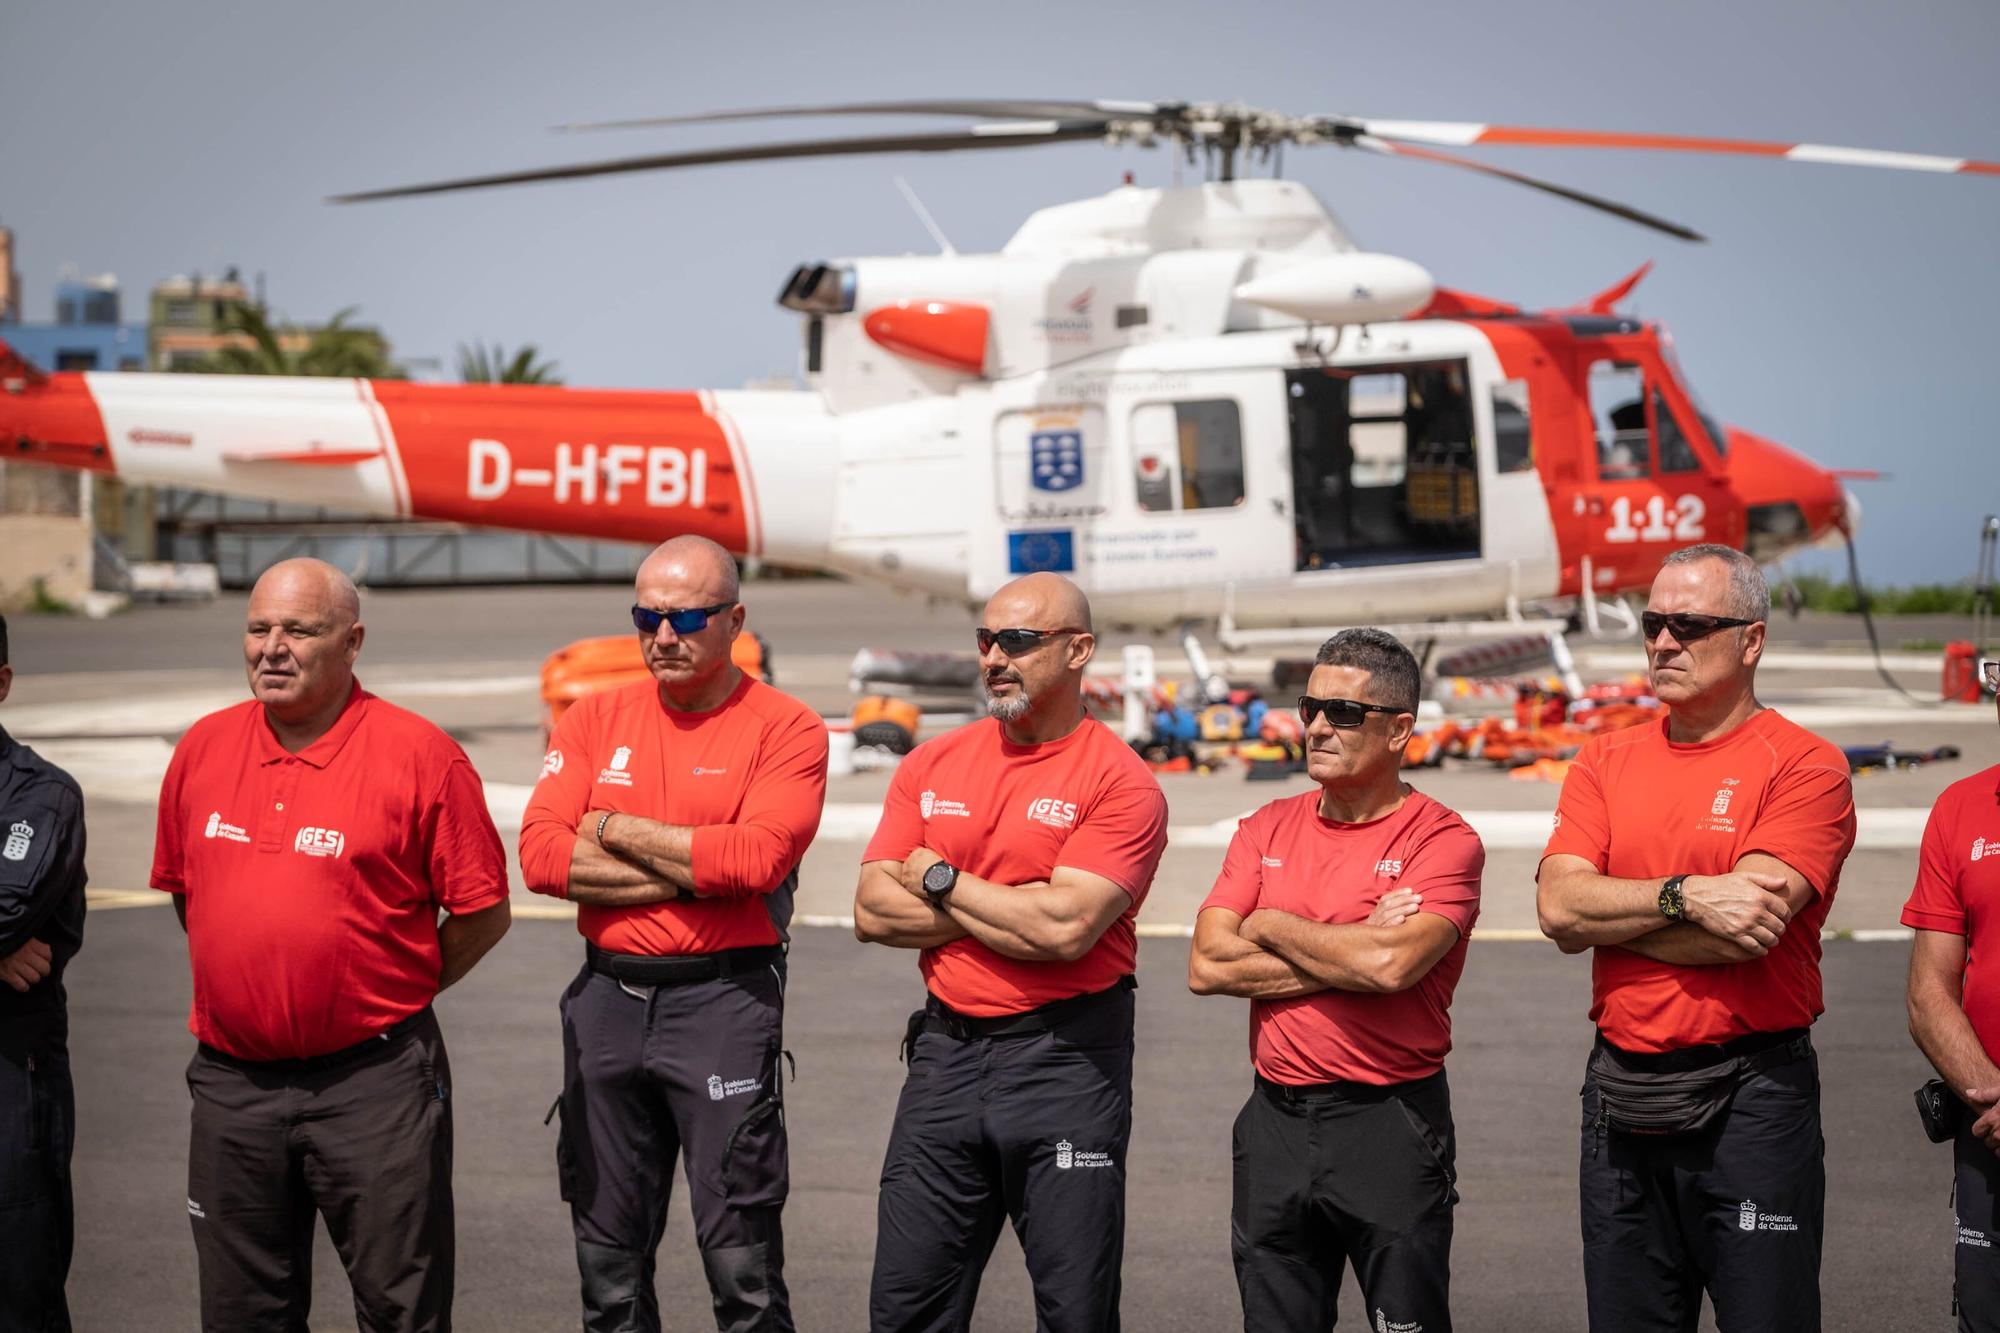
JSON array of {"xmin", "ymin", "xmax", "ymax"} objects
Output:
[{"xmin": 1285, "ymin": 360, "xmax": 1485, "ymax": 572}]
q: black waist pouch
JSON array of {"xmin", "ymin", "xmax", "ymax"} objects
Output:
[{"xmin": 1590, "ymin": 1030, "xmax": 1810, "ymax": 1137}]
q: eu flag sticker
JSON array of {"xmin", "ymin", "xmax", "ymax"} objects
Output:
[
  {"xmin": 1007, "ymin": 528, "xmax": 1075, "ymax": 574},
  {"xmin": 1029, "ymin": 427, "xmax": 1084, "ymax": 492}
]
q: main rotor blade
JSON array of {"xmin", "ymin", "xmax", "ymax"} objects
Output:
[
  {"xmin": 1349, "ymin": 119, "xmax": 2000, "ymax": 177},
  {"xmin": 330, "ymin": 120, "xmax": 1111, "ymax": 203},
  {"xmin": 556, "ymin": 99, "xmax": 1161, "ymax": 134},
  {"xmin": 1351, "ymin": 135, "xmax": 1706, "ymax": 242}
]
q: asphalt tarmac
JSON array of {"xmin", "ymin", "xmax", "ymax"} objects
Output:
[{"xmin": 8, "ymin": 580, "xmax": 1996, "ymax": 1330}]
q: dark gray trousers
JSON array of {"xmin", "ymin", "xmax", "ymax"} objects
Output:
[
  {"xmin": 556, "ymin": 957, "xmax": 791, "ymax": 1333},
  {"xmin": 0, "ymin": 1011, "xmax": 74, "ymax": 1333},
  {"xmin": 185, "ymin": 1007, "xmax": 454, "ymax": 1333},
  {"xmin": 1953, "ymin": 1116, "xmax": 2000, "ymax": 1332}
]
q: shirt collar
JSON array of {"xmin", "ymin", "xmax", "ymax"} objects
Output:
[{"xmin": 253, "ymin": 678, "xmax": 371, "ymax": 768}]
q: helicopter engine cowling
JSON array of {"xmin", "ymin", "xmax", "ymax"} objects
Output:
[{"xmin": 1231, "ymin": 253, "xmax": 1437, "ymax": 326}]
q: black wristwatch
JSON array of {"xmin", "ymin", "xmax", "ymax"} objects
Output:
[
  {"xmin": 1659, "ymin": 874, "xmax": 1689, "ymax": 922},
  {"xmin": 921, "ymin": 860, "xmax": 960, "ymax": 908}
]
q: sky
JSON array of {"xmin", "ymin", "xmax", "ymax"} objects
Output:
[{"xmin": 2, "ymin": 0, "xmax": 1996, "ymax": 586}]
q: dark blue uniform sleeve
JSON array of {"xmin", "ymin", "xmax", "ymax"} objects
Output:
[{"xmin": 0, "ymin": 777, "xmax": 85, "ymax": 957}]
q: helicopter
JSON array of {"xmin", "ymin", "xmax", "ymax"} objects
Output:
[{"xmin": 2, "ymin": 99, "xmax": 1990, "ymax": 678}]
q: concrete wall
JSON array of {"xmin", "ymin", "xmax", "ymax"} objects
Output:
[{"xmin": 0, "ymin": 461, "xmax": 92, "ymax": 610}]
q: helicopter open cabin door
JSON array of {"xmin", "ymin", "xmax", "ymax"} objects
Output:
[{"xmin": 1574, "ymin": 345, "xmax": 1738, "ymax": 594}]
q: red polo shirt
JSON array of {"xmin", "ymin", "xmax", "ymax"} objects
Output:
[
  {"xmin": 1541, "ymin": 709, "xmax": 1856, "ymax": 1054},
  {"xmin": 519, "ymin": 674, "xmax": 828, "ymax": 955},
  {"xmin": 862, "ymin": 716, "xmax": 1168, "ymax": 1017},
  {"xmin": 1902, "ymin": 764, "xmax": 2000, "ymax": 1059},
  {"xmin": 1201, "ymin": 790, "xmax": 1484, "ymax": 1086},
  {"xmin": 151, "ymin": 681, "xmax": 508, "ymax": 1061}
]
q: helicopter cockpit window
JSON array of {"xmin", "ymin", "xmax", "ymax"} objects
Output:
[
  {"xmin": 1491, "ymin": 379, "xmax": 1533, "ymax": 474},
  {"xmin": 1588, "ymin": 362, "xmax": 1652, "ymax": 480},
  {"xmin": 1132, "ymin": 399, "xmax": 1246, "ymax": 513},
  {"xmin": 1655, "ymin": 389, "xmax": 1702, "ymax": 474}
]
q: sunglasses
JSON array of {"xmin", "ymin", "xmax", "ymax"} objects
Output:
[
  {"xmin": 1297, "ymin": 695, "xmax": 1406, "ymax": 728},
  {"xmin": 1641, "ymin": 611, "xmax": 1755, "ymax": 644},
  {"xmin": 631, "ymin": 601, "xmax": 736, "ymax": 635},
  {"xmin": 976, "ymin": 626, "xmax": 1088, "ymax": 656}
]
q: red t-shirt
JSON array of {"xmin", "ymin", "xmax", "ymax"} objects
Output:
[
  {"xmin": 1200, "ymin": 789, "xmax": 1483, "ymax": 1085},
  {"xmin": 151, "ymin": 682, "xmax": 508, "ymax": 1061},
  {"xmin": 1542, "ymin": 709, "xmax": 1856, "ymax": 1054},
  {"xmin": 519, "ymin": 674, "xmax": 828, "ymax": 955},
  {"xmin": 1901, "ymin": 764, "xmax": 2000, "ymax": 1060},
  {"xmin": 862, "ymin": 717, "xmax": 1168, "ymax": 1017}
]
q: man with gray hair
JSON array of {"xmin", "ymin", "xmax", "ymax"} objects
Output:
[
  {"xmin": 1191, "ymin": 628, "xmax": 1484, "ymax": 1332},
  {"xmin": 1537, "ymin": 543, "xmax": 1856, "ymax": 1330}
]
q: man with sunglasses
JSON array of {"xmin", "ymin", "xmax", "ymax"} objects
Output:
[
  {"xmin": 1537, "ymin": 543, "xmax": 1856, "ymax": 1331},
  {"xmin": 1903, "ymin": 655, "xmax": 2000, "ymax": 1329},
  {"xmin": 520, "ymin": 535, "xmax": 828, "ymax": 1333},
  {"xmin": 1191, "ymin": 628, "xmax": 1483, "ymax": 1333},
  {"xmin": 854, "ymin": 571, "xmax": 1168, "ymax": 1331}
]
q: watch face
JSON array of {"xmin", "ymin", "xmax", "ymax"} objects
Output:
[{"xmin": 923, "ymin": 861, "xmax": 956, "ymax": 895}]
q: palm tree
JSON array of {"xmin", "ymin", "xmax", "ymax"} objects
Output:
[
  {"xmin": 182, "ymin": 301, "xmax": 401, "ymax": 378},
  {"xmin": 458, "ymin": 341, "xmax": 563, "ymax": 385}
]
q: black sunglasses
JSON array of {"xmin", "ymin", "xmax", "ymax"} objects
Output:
[
  {"xmin": 631, "ymin": 601, "xmax": 736, "ymax": 635},
  {"xmin": 976, "ymin": 626, "xmax": 1088, "ymax": 656},
  {"xmin": 1297, "ymin": 695, "xmax": 1406, "ymax": 728},
  {"xmin": 1641, "ymin": 611, "xmax": 1755, "ymax": 643}
]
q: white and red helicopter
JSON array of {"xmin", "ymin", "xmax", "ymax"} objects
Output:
[{"xmin": 3, "ymin": 100, "xmax": 1991, "ymax": 676}]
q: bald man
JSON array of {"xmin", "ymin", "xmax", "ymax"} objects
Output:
[
  {"xmin": 856, "ymin": 573, "xmax": 1169, "ymax": 1331},
  {"xmin": 521, "ymin": 537, "xmax": 828, "ymax": 1333},
  {"xmin": 151, "ymin": 558, "xmax": 511, "ymax": 1333}
]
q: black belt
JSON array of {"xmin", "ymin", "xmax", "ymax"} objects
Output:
[
  {"xmin": 1255, "ymin": 1066, "xmax": 1445, "ymax": 1106},
  {"xmin": 587, "ymin": 942, "xmax": 784, "ymax": 987},
  {"xmin": 922, "ymin": 974, "xmax": 1135, "ymax": 1040},
  {"xmin": 1595, "ymin": 1025, "xmax": 1811, "ymax": 1074},
  {"xmin": 199, "ymin": 1007, "xmax": 431, "ymax": 1074}
]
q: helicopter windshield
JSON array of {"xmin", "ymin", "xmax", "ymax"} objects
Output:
[{"xmin": 1657, "ymin": 333, "xmax": 1728, "ymax": 457}]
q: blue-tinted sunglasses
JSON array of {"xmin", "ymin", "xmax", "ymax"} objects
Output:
[{"xmin": 631, "ymin": 601, "xmax": 736, "ymax": 635}]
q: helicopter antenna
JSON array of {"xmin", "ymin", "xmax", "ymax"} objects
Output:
[{"xmin": 891, "ymin": 175, "xmax": 956, "ymax": 256}]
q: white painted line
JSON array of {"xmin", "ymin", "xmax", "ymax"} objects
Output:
[{"xmin": 85, "ymin": 890, "xmax": 168, "ymax": 911}]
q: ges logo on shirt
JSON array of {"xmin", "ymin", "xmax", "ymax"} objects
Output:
[
  {"xmin": 1025, "ymin": 798, "xmax": 1079, "ymax": 830},
  {"xmin": 294, "ymin": 827, "xmax": 347, "ymax": 859}
]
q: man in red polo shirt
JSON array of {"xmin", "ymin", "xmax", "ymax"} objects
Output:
[
  {"xmin": 1538, "ymin": 544, "xmax": 1855, "ymax": 1332},
  {"xmin": 520, "ymin": 536, "xmax": 827, "ymax": 1333},
  {"xmin": 151, "ymin": 558, "xmax": 511, "ymax": 1333},
  {"xmin": 1905, "ymin": 655, "xmax": 2000, "ymax": 1329},
  {"xmin": 854, "ymin": 572, "xmax": 1168, "ymax": 1332},
  {"xmin": 1191, "ymin": 627, "xmax": 1483, "ymax": 1333}
]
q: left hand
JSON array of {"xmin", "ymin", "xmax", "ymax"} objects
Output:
[
  {"xmin": 1240, "ymin": 908, "xmax": 1281, "ymax": 946},
  {"xmin": 1968, "ymin": 1084, "xmax": 2000, "ymax": 1149},
  {"xmin": 900, "ymin": 847, "xmax": 944, "ymax": 897}
]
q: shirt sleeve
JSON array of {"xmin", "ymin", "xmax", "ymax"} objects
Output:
[
  {"xmin": 1742, "ymin": 752, "xmax": 1856, "ymax": 902},
  {"xmin": 861, "ymin": 747, "xmax": 927, "ymax": 865},
  {"xmin": 1902, "ymin": 799, "xmax": 1964, "ymax": 934},
  {"xmin": 1403, "ymin": 816, "xmax": 1485, "ymax": 938},
  {"xmin": 150, "ymin": 737, "xmax": 190, "ymax": 895},
  {"xmin": 518, "ymin": 704, "xmax": 598, "ymax": 900},
  {"xmin": 1055, "ymin": 772, "xmax": 1169, "ymax": 906},
  {"xmin": 1542, "ymin": 744, "xmax": 1612, "ymax": 872},
  {"xmin": 0, "ymin": 777, "xmax": 84, "ymax": 957},
  {"xmin": 1198, "ymin": 817, "xmax": 1265, "ymax": 918},
  {"xmin": 423, "ymin": 754, "xmax": 510, "ymax": 914},
  {"xmin": 689, "ymin": 707, "xmax": 829, "ymax": 897}
]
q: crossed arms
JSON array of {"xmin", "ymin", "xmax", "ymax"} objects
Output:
[
  {"xmin": 1536, "ymin": 851, "xmax": 1814, "ymax": 965},
  {"xmin": 1188, "ymin": 887, "xmax": 1462, "ymax": 998},
  {"xmin": 853, "ymin": 847, "xmax": 1132, "ymax": 963}
]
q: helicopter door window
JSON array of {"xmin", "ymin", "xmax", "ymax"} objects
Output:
[
  {"xmin": 1588, "ymin": 362, "xmax": 1652, "ymax": 479},
  {"xmin": 1492, "ymin": 379, "xmax": 1533, "ymax": 473},
  {"xmin": 1132, "ymin": 399, "xmax": 1245, "ymax": 513},
  {"xmin": 1655, "ymin": 389, "xmax": 1703, "ymax": 473}
]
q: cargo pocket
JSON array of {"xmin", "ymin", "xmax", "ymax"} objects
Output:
[
  {"xmin": 1391, "ymin": 1096, "xmax": 1460, "ymax": 1207},
  {"xmin": 719, "ymin": 1074, "xmax": 789, "ymax": 1208},
  {"xmin": 546, "ymin": 1096, "xmax": 580, "ymax": 1203}
]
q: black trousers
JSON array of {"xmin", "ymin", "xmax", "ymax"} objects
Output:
[
  {"xmin": 555, "ymin": 956, "xmax": 791, "ymax": 1333},
  {"xmin": 1230, "ymin": 1069, "xmax": 1457, "ymax": 1333},
  {"xmin": 185, "ymin": 1006, "xmax": 455, "ymax": 1333},
  {"xmin": 0, "ymin": 1011, "xmax": 74, "ymax": 1333},
  {"xmin": 869, "ymin": 983, "xmax": 1135, "ymax": 1333},
  {"xmin": 1578, "ymin": 1041, "xmax": 1824, "ymax": 1332},
  {"xmin": 1954, "ymin": 1117, "xmax": 2000, "ymax": 1332}
]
